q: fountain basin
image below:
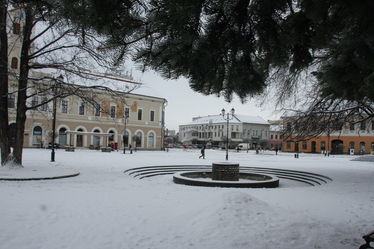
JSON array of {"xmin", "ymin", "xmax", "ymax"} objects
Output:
[{"xmin": 173, "ymin": 171, "xmax": 279, "ymax": 188}]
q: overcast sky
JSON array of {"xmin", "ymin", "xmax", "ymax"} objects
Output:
[{"xmin": 128, "ymin": 67, "xmax": 282, "ymax": 131}]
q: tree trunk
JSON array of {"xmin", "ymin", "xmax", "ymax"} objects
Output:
[
  {"xmin": 0, "ymin": 0, "xmax": 10, "ymax": 165},
  {"xmin": 13, "ymin": 5, "xmax": 33, "ymax": 166}
]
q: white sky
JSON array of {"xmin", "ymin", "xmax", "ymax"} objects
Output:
[{"xmin": 129, "ymin": 68, "xmax": 282, "ymax": 131}]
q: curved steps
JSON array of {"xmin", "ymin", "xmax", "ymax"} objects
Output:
[{"xmin": 124, "ymin": 165, "xmax": 332, "ymax": 186}]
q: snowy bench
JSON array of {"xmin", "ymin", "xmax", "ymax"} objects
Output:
[
  {"xmin": 65, "ymin": 146, "xmax": 75, "ymax": 152},
  {"xmin": 101, "ymin": 147, "xmax": 112, "ymax": 152},
  {"xmin": 359, "ymin": 231, "xmax": 374, "ymax": 249}
]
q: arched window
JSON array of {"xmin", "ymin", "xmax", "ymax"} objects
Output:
[
  {"xmin": 32, "ymin": 126, "xmax": 43, "ymax": 146},
  {"xmin": 76, "ymin": 128, "xmax": 84, "ymax": 147},
  {"xmin": 11, "ymin": 57, "xmax": 18, "ymax": 69},
  {"xmin": 108, "ymin": 130, "xmax": 115, "ymax": 143},
  {"xmin": 360, "ymin": 142, "xmax": 366, "ymax": 153},
  {"xmin": 302, "ymin": 141, "xmax": 307, "ymax": 150},
  {"xmin": 135, "ymin": 131, "xmax": 142, "ymax": 147},
  {"xmin": 93, "ymin": 129, "xmax": 100, "ymax": 147},
  {"xmin": 148, "ymin": 132, "xmax": 155, "ymax": 148},
  {"xmin": 123, "ymin": 130, "xmax": 129, "ymax": 147},
  {"xmin": 320, "ymin": 141, "xmax": 326, "ymax": 151},
  {"xmin": 58, "ymin": 128, "xmax": 67, "ymax": 146},
  {"xmin": 349, "ymin": 141, "xmax": 355, "ymax": 149}
]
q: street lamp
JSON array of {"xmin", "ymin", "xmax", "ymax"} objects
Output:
[
  {"xmin": 51, "ymin": 75, "xmax": 63, "ymax": 162},
  {"xmin": 123, "ymin": 107, "xmax": 129, "ymax": 154},
  {"xmin": 221, "ymin": 108, "xmax": 235, "ymax": 161}
]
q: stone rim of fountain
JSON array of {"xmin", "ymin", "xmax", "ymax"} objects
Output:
[{"xmin": 173, "ymin": 162, "xmax": 279, "ymax": 188}]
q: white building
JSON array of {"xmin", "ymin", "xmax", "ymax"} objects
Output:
[{"xmin": 179, "ymin": 114, "xmax": 270, "ymax": 148}]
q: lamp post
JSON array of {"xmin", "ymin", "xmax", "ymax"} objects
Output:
[
  {"xmin": 51, "ymin": 75, "xmax": 63, "ymax": 162},
  {"xmin": 122, "ymin": 107, "xmax": 129, "ymax": 154},
  {"xmin": 221, "ymin": 108, "xmax": 235, "ymax": 161}
]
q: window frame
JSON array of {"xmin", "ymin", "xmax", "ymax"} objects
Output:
[
  {"xmin": 61, "ymin": 99, "xmax": 68, "ymax": 114},
  {"xmin": 11, "ymin": 57, "xmax": 18, "ymax": 69},
  {"xmin": 137, "ymin": 108, "xmax": 143, "ymax": 121},
  {"xmin": 110, "ymin": 105, "xmax": 116, "ymax": 118},
  {"xmin": 150, "ymin": 110, "xmax": 155, "ymax": 122},
  {"xmin": 13, "ymin": 22, "xmax": 21, "ymax": 34},
  {"xmin": 78, "ymin": 101, "xmax": 85, "ymax": 115}
]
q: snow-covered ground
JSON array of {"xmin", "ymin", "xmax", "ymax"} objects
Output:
[{"xmin": 0, "ymin": 148, "xmax": 373, "ymax": 249}]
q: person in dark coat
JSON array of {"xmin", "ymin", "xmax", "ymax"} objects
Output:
[{"xmin": 199, "ymin": 145, "xmax": 206, "ymax": 159}]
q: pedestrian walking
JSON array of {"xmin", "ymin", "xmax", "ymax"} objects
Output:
[
  {"xmin": 275, "ymin": 147, "xmax": 278, "ymax": 155},
  {"xmin": 199, "ymin": 145, "xmax": 206, "ymax": 159},
  {"xmin": 129, "ymin": 144, "xmax": 133, "ymax": 154}
]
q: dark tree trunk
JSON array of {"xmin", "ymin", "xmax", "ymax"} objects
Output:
[
  {"xmin": 13, "ymin": 5, "xmax": 33, "ymax": 166},
  {"xmin": 0, "ymin": 0, "xmax": 10, "ymax": 165}
]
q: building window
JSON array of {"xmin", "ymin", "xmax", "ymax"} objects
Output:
[
  {"xmin": 321, "ymin": 141, "xmax": 326, "ymax": 151},
  {"xmin": 349, "ymin": 141, "xmax": 355, "ymax": 149},
  {"xmin": 124, "ymin": 107, "xmax": 130, "ymax": 118},
  {"xmin": 76, "ymin": 128, "xmax": 84, "ymax": 147},
  {"xmin": 59, "ymin": 128, "xmax": 67, "ymax": 146},
  {"xmin": 349, "ymin": 121, "xmax": 355, "ymax": 131},
  {"xmin": 286, "ymin": 141, "xmax": 291, "ymax": 149},
  {"xmin": 275, "ymin": 134, "xmax": 278, "ymax": 139},
  {"xmin": 108, "ymin": 130, "xmax": 115, "ymax": 143},
  {"xmin": 31, "ymin": 96, "xmax": 38, "ymax": 107},
  {"xmin": 79, "ymin": 102, "xmax": 85, "ymax": 115},
  {"xmin": 372, "ymin": 120, "xmax": 374, "ymax": 130},
  {"xmin": 135, "ymin": 131, "xmax": 142, "ymax": 147},
  {"xmin": 32, "ymin": 126, "xmax": 43, "ymax": 146},
  {"xmin": 302, "ymin": 141, "xmax": 307, "ymax": 150},
  {"xmin": 61, "ymin": 100, "xmax": 68, "ymax": 113},
  {"xmin": 40, "ymin": 96, "xmax": 48, "ymax": 111},
  {"xmin": 147, "ymin": 132, "xmax": 155, "ymax": 148},
  {"xmin": 95, "ymin": 104, "xmax": 100, "ymax": 117},
  {"xmin": 137, "ymin": 109, "xmax": 142, "ymax": 120},
  {"xmin": 333, "ymin": 121, "xmax": 343, "ymax": 130},
  {"xmin": 150, "ymin": 110, "xmax": 155, "ymax": 122},
  {"xmin": 13, "ymin": 23, "xmax": 21, "ymax": 34},
  {"xmin": 286, "ymin": 122, "xmax": 291, "ymax": 131},
  {"xmin": 11, "ymin": 57, "xmax": 18, "ymax": 69},
  {"xmin": 123, "ymin": 131, "xmax": 129, "ymax": 147},
  {"xmin": 110, "ymin": 105, "xmax": 116, "ymax": 118},
  {"xmin": 7, "ymin": 93, "xmax": 15, "ymax": 108},
  {"xmin": 360, "ymin": 142, "xmax": 366, "ymax": 153},
  {"xmin": 360, "ymin": 121, "xmax": 366, "ymax": 130},
  {"xmin": 270, "ymin": 134, "xmax": 273, "ymax": 139}
]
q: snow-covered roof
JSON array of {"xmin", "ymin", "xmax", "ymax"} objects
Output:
[
  {"xmin": 270, "ymin": 124, "xmax": 283, "ymax": 132},
  {"xmin": 185, "ymin": 114, "xmax": 269, "ymax": 126}
]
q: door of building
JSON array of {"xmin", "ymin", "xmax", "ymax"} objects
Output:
[
  {"xmin": 331, "ymin": 140, "xmax": 344, "ymax": 154},
  {"xmin": 311, "ymin": 141, "xmax": 316, "ymax": 153}
]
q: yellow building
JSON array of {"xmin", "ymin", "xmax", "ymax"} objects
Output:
[
  {"xmin": 8, "ymin": 85, "xmax": 167, "ymax": 150},
  {"xmin": 6, "ymin": 8, "xmax": 167, "ymax": 150}
]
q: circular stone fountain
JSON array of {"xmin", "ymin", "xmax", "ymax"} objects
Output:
[{"xmin": 173, "ymin": 162, "xmax": 279, "ymax": 188}]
